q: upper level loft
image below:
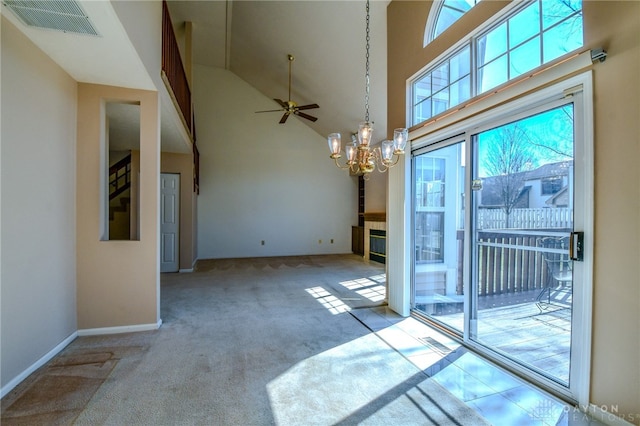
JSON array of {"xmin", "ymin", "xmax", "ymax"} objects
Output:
[
  {"xmin": 161, "ymin": 0, "xmax": 194, "ymax": 142},
  {"xmin": 1, "ymin": 0, "xmax": 195, "ymax": 154}
]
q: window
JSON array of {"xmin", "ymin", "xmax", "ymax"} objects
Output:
[
  {"xmin": 415, "ymin": 156, "xmax": 447, "ymax": 263},
  {"xmin": 415, "ymin": 212, "xmax": 445, "ymax": 263},
  {"xmin": 541, "ymin": 176, "xmax": 563, "ymax": 195},
  {"xmin": 425, "ymin": 0, "xmax": 482, "ymax": 45},
  {"xmin": 413, "ymin": 46, "xmax": 471, "ymax": 125},
  {"xmin": 477, "ymin": 0, "xmax": 583, "ymax": 93},
  {"xmin": 413, "ymin": 0, "xmax": 583, "ymax": 126},
  {"xmin": 415, "ymin": 157, "xmax": 446, "ymax": 208}
]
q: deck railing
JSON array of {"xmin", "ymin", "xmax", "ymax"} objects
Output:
[
  {"xmin": 477, "ymin": 207, "xmax": 573, "ymax": 230},
  {"xmin": 456, "ymin": 229, "xmax": 571, "ymax": 297},
  {"xmin": 162, "ymin": 0, "xmax": 192, "ymax": 137}
]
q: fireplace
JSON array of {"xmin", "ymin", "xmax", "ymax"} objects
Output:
[
  {"xmin": 369, "ymin": 229, "xmax": 386, "ymax": 264},
  {"xmin": 363, "ymin": 212, "xmax": 386, "ymax": 264}
]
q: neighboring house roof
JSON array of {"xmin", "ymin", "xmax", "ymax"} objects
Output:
[
  {"xmin": 546, "ymin": 186, "xmax": 569, "ymax": 206},
  {"xmin": 479, "ymin": 182, "xmax": 531, "ymax": 208},
  {"xmin": 522, "ymin": 161, "xmax": 572, "ymax": 182},
  {"xmin": 479, "ymin": 160, "xmax": 572, "ymax": 208}
]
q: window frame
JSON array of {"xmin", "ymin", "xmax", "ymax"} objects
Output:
[
  {"xmin": 413, "ymin": 0, "xmax": 584, "ymax": 127},
  {"xmin": 412, "ymin": 44, "xmax": 472, "ymax": 126},
  {"xmin": 424, "ymin": 0, "xmax": 482, "ymax": 46}
]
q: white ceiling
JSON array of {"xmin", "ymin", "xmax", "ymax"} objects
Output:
[{"xmin": 168, "ymin": 0, "xmax": 393, "ymax": 144}]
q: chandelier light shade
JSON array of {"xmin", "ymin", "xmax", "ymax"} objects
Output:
[
  {"xmin": 358, "ymin": 122, "xmax": 373, "ymax": 147},
  {"xmin": 327, "ymin": 0, "xmax": 408, "ymax": 178}
]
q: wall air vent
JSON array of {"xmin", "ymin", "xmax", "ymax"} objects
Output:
[{"xmin": 3, "ymin": 0, "xmax": 99, "ymax": 36}]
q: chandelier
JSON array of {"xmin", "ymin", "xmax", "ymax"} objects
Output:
[{"xmin": 327, "ymin": 0, "xmax": 408, "ymax": 178}]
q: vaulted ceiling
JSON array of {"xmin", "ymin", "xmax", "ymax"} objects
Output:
[
  {"xmin": 2, "ymin": 0, "xmax": 395, "ymax": 150},
  {"xmin": 167, "ymin": 0, "xmax": 393, "ymax": 145}
]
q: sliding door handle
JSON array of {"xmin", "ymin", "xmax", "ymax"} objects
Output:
[{"xmin": 570, "ymin": 232, "xmax": 584, "ymax": 261}]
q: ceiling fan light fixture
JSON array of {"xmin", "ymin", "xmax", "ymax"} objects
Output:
[
  {"xmin": 254, "ymin": 54, "xmax": 319, "ymax": 124},
  {"xmin": 327, "ymin": 0, "xmax": 407, "ymax": 178}
]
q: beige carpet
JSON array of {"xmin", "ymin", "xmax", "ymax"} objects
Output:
[{"xmin": 1, "ymin": 254, "xmax": 489, "ymax": 425}]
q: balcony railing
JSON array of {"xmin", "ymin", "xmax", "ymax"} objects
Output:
[{"xmin": 162, "ymin": 0, "xmax": 192, "ymax": 137}]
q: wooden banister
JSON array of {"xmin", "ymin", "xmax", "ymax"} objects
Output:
[
  {"xmin": 162, "ymin": 0, "xmax": 193, "ymax": 136},
  {"xmin": 109, "ymin": 154, "xmax": 132, "ymax": 200}
]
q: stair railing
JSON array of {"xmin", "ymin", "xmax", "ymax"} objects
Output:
[{"xmin": 109, "ymin": 154, "xmax": 132, "ymax": 200}]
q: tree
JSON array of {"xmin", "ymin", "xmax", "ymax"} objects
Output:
[
  {"xmin": 522, "ymin": 105, "xmax": 574, "ymax": 161},
  {"xmin": 482, "ymin": 124, "xmax": 533, "ymax": 227}
]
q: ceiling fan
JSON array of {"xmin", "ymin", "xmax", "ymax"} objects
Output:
[{"xmin": 255, "ymin": 54, "xmax": 319, "ymax": 124}]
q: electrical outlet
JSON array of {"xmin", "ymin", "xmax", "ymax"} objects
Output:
[
  {"xmin": 331, "ymin": 239, "xmax": 334, "ymax": 244},
  {"xmin": 261, "ymin": 240, "xmax": 265, "ymax": 245}
]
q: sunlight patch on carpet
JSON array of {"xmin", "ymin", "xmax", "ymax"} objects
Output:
[
  {"xmin": 339, "ymin": 275, "xmax": 387, "ymax": 302},
  {"xmin": 305, "ymin": 286, "xmax": 351, "ymax": 314}
]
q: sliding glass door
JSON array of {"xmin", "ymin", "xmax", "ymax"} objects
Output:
[
  {"xmin": 413, "ymin": 141, "xmax": 466, "ymax": 333},
  {"xmin": 470, "ymin": 103, "xmax": 575, "ymax": 385},
  {"xmin": 411, "ymin": 83, "xmax": 590, "ymax": 400}
]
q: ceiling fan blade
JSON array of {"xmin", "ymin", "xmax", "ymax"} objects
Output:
[
  {"xmin": 296, "ymin": 103, "xmax": 319, "ymax": 111},
  {"xmin": 274, "ymin": 99, "xmax": 288, "ymax": 108},
  {"xmin": 255, "ymin": 109, "xmax": 284, "ymax": 113},
  {"xmin": 294, "ymin": 111, "xmax": 318, "ymax": 122},
  {"xmin": 279, "ymin": 112, "xmax": 290, "ymax": 124}
]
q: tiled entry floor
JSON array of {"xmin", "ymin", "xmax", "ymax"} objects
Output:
[{"xmin": 349, "ymin": 306, "xmax": 605, "ymax": 426}]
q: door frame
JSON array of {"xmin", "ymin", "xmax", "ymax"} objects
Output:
[{"xmin": 406, "ymin": 72, "xmax": 594, "ymax": 405}]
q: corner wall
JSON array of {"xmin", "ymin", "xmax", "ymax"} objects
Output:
[
  {"xmin": 194, "ymin": 66, "xmax": 357, "ymax": 259},
  {"xmin": 1, "ymin": 17, "xmax": 77, "ymax": 390},
  {"xmin": 76, "ymin": 84, "xmax": 160, "ymax": 331}
]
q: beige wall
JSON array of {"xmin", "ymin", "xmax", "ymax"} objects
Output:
[
  {"xmin": 387, "ymin": 0, "xmax": 640, "ymax": 420},
  {"xmin": 194, "ymin": 66, "xmax": 357, "ymax": 259},
  {"xmin": 161, "ymin": 152, "xmax": 197, "ymax": 270},
  {"xmin": 583, "ymin": 1, "xmax": 640, "ymax": 419},
  {"xmin": 76, "ymin": 84, "xmax": 160, "ymax": 330},
  {"xmin": 1, "ymin": 17, "xmax": 78, "ymax": 390},
  {"xmin": 364, "ymin": 169, "xmax": 387, "ymax": 213}
]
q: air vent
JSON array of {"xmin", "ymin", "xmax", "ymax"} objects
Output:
[
  {"xmin": 418, "ymin": 336, "xmax": 452, "ymax": 356},
  {"xmin": 3, "ymin": 0, "xmax": 99, "ymax": 36}
]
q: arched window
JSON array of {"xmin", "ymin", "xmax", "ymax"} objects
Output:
[
  {"xmin": 413, "ymin": 0, "xmax": 583, "ymax": 126},
  {"xmin": 424, "ymin": 0, "xmax": 481, "ymax": 46}
]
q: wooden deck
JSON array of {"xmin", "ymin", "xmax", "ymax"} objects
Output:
[{"xmin": 416, "ymin": 288, "xmax": 572, "ymax": 383}]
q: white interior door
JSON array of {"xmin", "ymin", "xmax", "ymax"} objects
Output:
[{"xmin": 161, "ymin": 173, "xmax": 180, "ymax": 273}]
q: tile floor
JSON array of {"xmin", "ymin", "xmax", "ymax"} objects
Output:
[{"xmin": 350, "ymin": 306, "xmax": 606, "ymax": 426}]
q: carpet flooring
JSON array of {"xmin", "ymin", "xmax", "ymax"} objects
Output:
[{"xmin": 1, "ymin": 254, "xmax": 489, "ymax": 425}]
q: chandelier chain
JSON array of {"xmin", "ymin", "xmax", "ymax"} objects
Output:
[
  {"xmin": 364, "ymin": 0, "xmax": 370, "ymax": 123},
  {"xmin": 326, "ymin": 0, "xmax": 407, "ymax": 177}
]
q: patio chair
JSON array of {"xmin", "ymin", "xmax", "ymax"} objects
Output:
[{"xmin": 536, "ymin": 236, "xmax": 572, "ymax": 312}]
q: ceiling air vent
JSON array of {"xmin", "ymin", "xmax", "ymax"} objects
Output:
[{"xmin": 3, "ymin": 0, "xmax": 99, "ymax": 36}]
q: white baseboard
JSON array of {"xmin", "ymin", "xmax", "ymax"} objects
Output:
[
  {"xmin": 179, "ymin": 258, "xmax": 198, "ymax": 273},
  {"xmin": 585, "ymin": 404, "xmax": 635, "ymax": 426},
  {"xmin": 1, "ymin": 331, "xmax": 77, "ymax": 399},
  {"xmin": 77, "ymin": 319, "xmax": 162, "ymax": 336}
]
